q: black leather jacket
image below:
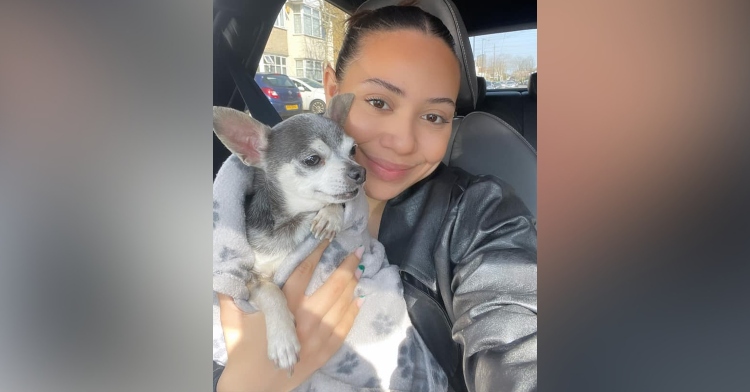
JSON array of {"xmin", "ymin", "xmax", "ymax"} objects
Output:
[
  {"xmin": 213, "ymin": 164, "xmax": 537, "ymax": 392},
  {"xmin": 380, "ymin": 164, "xmax": 537, "ymax": 392}
]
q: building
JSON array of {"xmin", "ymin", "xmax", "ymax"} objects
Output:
[{"xmin": 258, "ymin": 0, "xmax": 347, "ymax": 82}]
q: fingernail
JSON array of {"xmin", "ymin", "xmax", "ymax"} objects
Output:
[
  {"xmin": 355, "ymin": 264, "xmax": 365, "ymax": 279},
  {"xmin": 354, "ymin": 245, "xmax": 365, "ymax": 259},
  {"xmin": 356, "ymin": 295, "xmax": 366, "ymax": 307}
]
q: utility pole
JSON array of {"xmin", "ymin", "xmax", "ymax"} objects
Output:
[
  {"xmin": 478, "ymin": 37, "xmax": 492, "ymax": 77},
  {"xmin": 493, "ymin": 44, "xmax": 496, "ymax": 80}
]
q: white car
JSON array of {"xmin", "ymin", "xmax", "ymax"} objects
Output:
[{"xmin": 290, "ymin": 77, "xmax": 327, "ymax": 114}]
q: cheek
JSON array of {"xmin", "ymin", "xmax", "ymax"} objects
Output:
[
  {"xmin": 418, "ymin": 129, "xmax": 452, "ymax": 164},
  {"xmin": 343, "ymin": 102, "xmax": 380, "ymax": 143}
]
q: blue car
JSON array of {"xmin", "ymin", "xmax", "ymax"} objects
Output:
[{"xmin": 254, "ymin": 73, "xmax": 303, "ymax": 119}]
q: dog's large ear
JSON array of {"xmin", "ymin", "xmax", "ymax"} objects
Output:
[
  {"xmin": 324, "ymin": 93, "xmax": 355, "ymax": 127},
  {"xmin": 213, "ymin": 106, "xmax": 269, "ymax": 166}
]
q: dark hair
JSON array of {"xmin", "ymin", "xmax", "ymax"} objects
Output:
[{"xmin": 335, "ymin": 1, "xmax": 457, "ymax": 81}]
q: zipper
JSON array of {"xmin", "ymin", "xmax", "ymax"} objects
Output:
[{"xmin": 400, "ymin": 270, "xmax": 466, "ymax": 392}]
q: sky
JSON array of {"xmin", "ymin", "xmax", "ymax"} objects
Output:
[{"xmin": 470, "ymin": 28, "xmax": 537, "ymax": 64}]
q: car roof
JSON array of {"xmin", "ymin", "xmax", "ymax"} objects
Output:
[{"xmin": 325, "ymin": 0, "xmax": 536, "ymax": 35}]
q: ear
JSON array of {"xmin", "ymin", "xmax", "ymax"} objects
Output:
[
  {"xmin": 323, "ymin": 64, "xmax": 338, "ymax": 102},
  {"xmin": 324, "ymin": 93, "xmax": 355, "ymax": 127},
  {"xmin": 213, "ymin": 106, "xmax": 269, "ymax": 166}
]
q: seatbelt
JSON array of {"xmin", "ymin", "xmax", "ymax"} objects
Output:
[{"xmin": 218, "ymin": 36, "xmax": 282, "ymax": 127}]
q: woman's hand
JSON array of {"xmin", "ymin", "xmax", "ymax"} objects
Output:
[{"xmin": 217, "ymin": 242, "xmax": 364, "ymax": 392}]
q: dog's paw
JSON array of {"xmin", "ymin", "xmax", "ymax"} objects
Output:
[
  {"xmin": 266, "ymin": 312, "xmax": 301, "ymax": 374},
  {"xmin": 311, "ymin": 204, "xmax": 344, "ymax": 241}
]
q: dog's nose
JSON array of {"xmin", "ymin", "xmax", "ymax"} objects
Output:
[{"xmin": 347, "ymin": 166, "xmax": 366, "ymax": 185}]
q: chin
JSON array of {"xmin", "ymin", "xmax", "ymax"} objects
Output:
[
  {"xmin": 363, "ymin": 164, "xmax": 441, "ymax": 201},
  {"xmin": 364, "ymin": 180, "xmax": 407, "ymax": 201}
]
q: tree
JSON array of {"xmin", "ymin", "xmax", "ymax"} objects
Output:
[
  {"xmin": 319, "ymin": 0, "xmax": 348, "ymax": 68},
  {"xmin": 510, "ymin": 55, "xmax": 536, "ymax": 81},
  {"xmin": 476, "ymin": 53, "xmax": 486, "ymax": 75},
  {"xmin": 487, "ymin": 53, "xmax": 511, "ymax": 82},
  {"xmin": 293, "ymin": 0, "xmax": 347, "ymax": 80}
]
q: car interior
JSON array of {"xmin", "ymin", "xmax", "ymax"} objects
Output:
[{"xmin": 213, "ymin": 0, "xmax": 537, "ymax": 218}]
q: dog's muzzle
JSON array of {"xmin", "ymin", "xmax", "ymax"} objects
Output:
[{"xmin": 347, "ymin": 166, "xmax": 366, "ymax": 185}]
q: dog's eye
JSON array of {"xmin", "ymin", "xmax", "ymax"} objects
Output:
[
  {"xmin": 303, "ymin": 155, "xmax": 321, "ymax": 167},
  {"xmin": 349, "ymin": 144, "xmax": 357, "ymax": 157}
]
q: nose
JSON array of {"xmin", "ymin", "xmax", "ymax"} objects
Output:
[
  {"xmin": 380, "ymin": 116, "xmax": 417, "ymax": 154},
  {"xmin": 347, "ymin": 165, "xmax": 366, "ymax": 185}
]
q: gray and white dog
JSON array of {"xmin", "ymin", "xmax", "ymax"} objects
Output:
[
  {"xmin": 212, "ymin": 94, "xmax": 448, "ymax": 391},
  {"xmin": 213, "ymin": 94, "xmax": 364, "ymax": 371}
]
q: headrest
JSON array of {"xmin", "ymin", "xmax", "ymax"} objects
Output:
[
  {"xmin": 528, "ymin": 72, "xmax": 537, "ymax": 99},
  {"xmin": 476, "ymin": 76, "xmax": 486, "ymax": 106},
  {"xmin": 357, "ymin": 0, "xmax": 478, "ymax": 115}
]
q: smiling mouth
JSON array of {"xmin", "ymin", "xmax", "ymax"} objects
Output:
[{"xmin": 360, "ymin": 151, "xmax": 415, "ymax": 181}]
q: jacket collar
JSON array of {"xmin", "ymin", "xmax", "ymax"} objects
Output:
[{"xmin": 379, "ymin": 163, "xmax": 460, "ymax": 291}]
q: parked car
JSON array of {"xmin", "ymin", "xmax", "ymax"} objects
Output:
[
  {"xmin": 290, "ymin": 77, "xmax": 327, "ymax": 114},
  {"xmin": 253, "ymin": 73, "xmax": 303, "ymax": 119}
]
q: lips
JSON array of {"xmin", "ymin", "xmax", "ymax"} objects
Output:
[{"xmin": 360, "ymin": 151, "xmax": 415, "ymax": 182}]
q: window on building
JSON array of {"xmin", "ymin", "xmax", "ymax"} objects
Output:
[
  {"xmin": 294, "ymin": 5, "xmax": 324, "ymax": 39},
  {"xmin": 253, "ymin": 0, "xmax": 348, "ymax": 120},
  {"xmin": 296, "ymin": 59, "xmax": 323, "ymax": 82},
  {"xmin": 260, "ymin": 54, "xmax": 287, "ymax": 74},
  {"xmin": 274, "ymin": 9, "xmax": 286, "ymax": 29}
]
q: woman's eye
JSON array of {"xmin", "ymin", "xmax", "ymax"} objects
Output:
[
  {"xmin": 349, "ymin": 144, "xmax": 357, "ymax": 156},
  {"xmin": 366, "ymin": 98, "xmax": 390, "ymax": 110},
  {"xmin": 303, "ymin": 155, "xmax": 322, "ymax": 166},
  {"xmin": 422, "ymin": 113, "xmax": 448, "ymax": 124}
]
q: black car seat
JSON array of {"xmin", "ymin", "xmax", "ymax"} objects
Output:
[
  {"xmin": 476, "ymin": 72, "xmax": 537, "ymax": 150},
  {"xmin": 359, "ymin": 0, "xmax": 537, "ymax": 218},
  {"xmin": 521, "ymin": 71, "xmax": 537, "ymax": 150},
  {"xmin": 476, "ymin": 76, "xmax": 487, "ymax": 106}
]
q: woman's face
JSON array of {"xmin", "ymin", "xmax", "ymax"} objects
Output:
[{"xmin": 324, "ymin": 29, "xmax": 460, "ymax": 201}]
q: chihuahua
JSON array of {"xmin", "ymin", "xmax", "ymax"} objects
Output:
[{"xmin": 212, "ymin": 93, "xmax": 364, "ymax": 374}]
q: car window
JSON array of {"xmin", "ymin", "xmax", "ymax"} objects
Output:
[
  {"xmin": 261, "ymin": 75, "xmax": 296, "ymax": 88},
  {"xmin": 293, "ymin": 80, "xmax": 309, "ymax": 90},
  {"xmin": 255, "ymin": 0, "xmax": 347, "ymax": 117},
  {"xmin": 469, "ymin": 28, "xmax": 537, "ymax": 90}
]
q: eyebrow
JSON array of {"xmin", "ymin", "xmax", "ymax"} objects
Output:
[
  {"xmin": 363, "ymin": 78, "xmax": 456, "ymax": 107},
  {"xmin": 427, "ymin": 97, "xmax": 456, "ymax": 107},
  {"xmin": 364, "ymin": 78, "xmax": 404, "ymax": 95}
]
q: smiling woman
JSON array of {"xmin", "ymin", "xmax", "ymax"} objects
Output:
[
  {"xmin": 325, "ymin": 28, "xmax": 460, "ymax": 202},
  {"xmin": 214, "ymin": 1, "xmax": 537, "ymax": 392}
]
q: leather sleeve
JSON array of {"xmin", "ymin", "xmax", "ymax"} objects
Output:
[{"xmin": 448, "ymin": 176, "xmax": 537, "ymax": 392}]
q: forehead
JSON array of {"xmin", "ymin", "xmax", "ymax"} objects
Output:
[
  {"xmin": 343, "ymin": 29, "xmax": 460, "ymax": 96},
  {"xmin": 270, "ymin": 114, "xmax": 346, "ymax": 150}
]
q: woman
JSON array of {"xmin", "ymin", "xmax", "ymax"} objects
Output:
[{"xmin": 215, "ymin": 4, "xmax": 537, "ymax": 392}]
